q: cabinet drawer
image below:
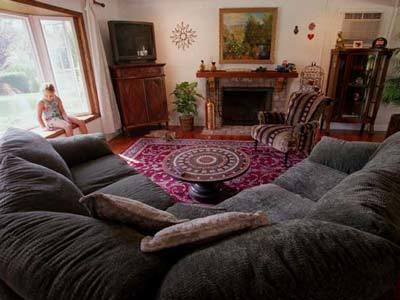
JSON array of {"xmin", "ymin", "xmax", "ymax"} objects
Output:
[{"xmin": 113, "ymin": 66, "xmax": 164, "ymax": 79}]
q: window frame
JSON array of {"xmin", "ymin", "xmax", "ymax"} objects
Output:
[
  {"xmin": 2, "ymin": 0, "xmax": 100, "ymax": 119},
  {"xmin": 37, "ymin": 15, "xmax": 91, "ymax": 116}
]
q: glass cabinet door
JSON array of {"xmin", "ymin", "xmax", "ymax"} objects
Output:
[{"xmin": 343, "ymin": 53, "xmax": 377, "ymax": 118}]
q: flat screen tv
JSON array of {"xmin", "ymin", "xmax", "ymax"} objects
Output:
[{"xmin": 109, "ymin": 21, "xmax": 157, "ymax": 64}]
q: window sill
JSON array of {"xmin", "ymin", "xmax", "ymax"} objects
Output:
[{"xmin": 31, "ymin": 114, "xmax": 100, "ymax": 139}]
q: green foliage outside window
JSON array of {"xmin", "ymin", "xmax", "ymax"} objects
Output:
[{"xmin": 383, "ymin": 49, "xmax": 400, "ymax": 106}]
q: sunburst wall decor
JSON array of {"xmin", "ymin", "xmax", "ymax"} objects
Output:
[{"xmin": 170, "ymin": 22, "xmax": 197, "ymax": 50}]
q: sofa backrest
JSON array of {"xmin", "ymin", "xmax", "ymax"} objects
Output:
[
  {"xmin": 0, "ymin": 128, "xmax": 72, "ymax": 179},
  {"xmin": 307, "ymin": 132, "xmax": 400, "ymax": 244}
]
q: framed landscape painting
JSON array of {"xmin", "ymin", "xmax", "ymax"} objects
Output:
[{"xmin": 220, "ymin": 8, "xmax": 277, "ymax": 64}]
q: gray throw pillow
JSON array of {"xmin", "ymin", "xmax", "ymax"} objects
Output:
[
  {"xmin": 0, "ymin": 155, "xmax": 87, "ymax": 216},
  {"xmin": 80, "ymin": 193, "xmax": 188, "ymax": 232},
  {"xmin": 0, "ymin": 128, "xmax": 72, "ymax": 179},
  {"xmin": 140, "ymin": 211, "xmax": 269, "ymax": 253}
]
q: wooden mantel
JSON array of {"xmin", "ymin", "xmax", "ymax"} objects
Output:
[{"xmin": 196, "ymin": 70, "xmax": 298, "ymax": 79}]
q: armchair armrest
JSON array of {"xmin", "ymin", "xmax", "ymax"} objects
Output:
[
  {"xmin": 49, "ymin": 133, "xmax": 113, "ymax": 167},
  {"xmin": 159, "ymin": 219, "xmax": 400, "ymax": 300},
  {"xmin": 309, "ymin": 136, "xmax": 380, "ymax": 174},
  {"xmin": 257, "ymin": 111, "xmax": 286, "ymax": 125}
]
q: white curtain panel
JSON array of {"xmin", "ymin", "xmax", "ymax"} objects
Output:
[{"xmin": 84, "ymin": 0, "xmax": 121, "ymax": 134}]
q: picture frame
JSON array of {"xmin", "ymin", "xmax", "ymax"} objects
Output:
[
  {"xmin": 353, "ymin": 40, "xmax": 363, "ymax": 48},
  {"xmin": 219, "ymin": 7, "xmax": 278, "ymax": 64}
]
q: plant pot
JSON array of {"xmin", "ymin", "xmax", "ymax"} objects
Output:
[{"xmin": 179, "ymin": 115, "xmax": 194, "ymax": 132}]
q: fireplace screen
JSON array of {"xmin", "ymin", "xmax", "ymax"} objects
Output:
[{"xmin": 222, "ymin": 87, "xmax": 273, "ymax": 125}]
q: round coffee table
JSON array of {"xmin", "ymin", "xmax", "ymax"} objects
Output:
[{"xmin": 163, "ymin": 145, "xmax": 251, "ymax": 202}]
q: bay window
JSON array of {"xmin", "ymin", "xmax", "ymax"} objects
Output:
[{"xmin": 0, "ymin": 11, "xmax": 91, "ymax": 133}]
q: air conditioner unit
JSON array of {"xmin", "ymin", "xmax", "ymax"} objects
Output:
[{"xmin": 342, "ymin": 12, "xmax": 382, "ymax": 46}]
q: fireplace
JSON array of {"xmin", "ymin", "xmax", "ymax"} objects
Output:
[{"xmin": 222, "ymin": 87, "xmax": 273, "ymax": 125}]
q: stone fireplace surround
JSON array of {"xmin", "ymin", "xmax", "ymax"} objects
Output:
[{"xmin": 207, "ymin": 77, "xmax": 290, "ymax": 128}]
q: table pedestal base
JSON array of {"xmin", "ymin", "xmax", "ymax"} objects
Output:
[{"xmin": 189, "ymin": 183, "xmax": 221, "ymax": 203}]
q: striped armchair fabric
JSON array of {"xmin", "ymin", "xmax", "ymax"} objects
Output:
[{"xmin": 251, "ymin": 92, "xmax": 331, "ymax": 165}]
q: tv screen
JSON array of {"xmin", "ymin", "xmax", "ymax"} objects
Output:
[{"xmin": 109, "ymin": 21, "xmax": 157, "ymax": 64}]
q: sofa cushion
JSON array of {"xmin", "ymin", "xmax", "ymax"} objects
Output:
[
  {"xmin": 0, "ymin": 211, "xmax": 176, "ymax": 300},
  {"xmin": 158, "ymin": 219, "xmax": 400, "ymax": 300},
  {"xmin": 307, "ymin": 170, "xmax": 400, "ymax": 243},
  {"xmin": 70, "ymin": 155, "xmax": 137, "ymax": 195},
  {"xmin": 0, "ymin": 281, "xmax": 23, "ymax": 300},
  {"xmin": 0, "ymin": 128, "xmax": 72, "ymax": 179},
  {"xmin": 49, "ymin": 133, "xmax": 113, "ymax": 167},
  {"xmin": 167, "ymin": 184, "xmax": 315, "ymax": 223},
  {"xmin": 96, "ymin": 174, "xmax": 174, "ymax": 210},
  {"xmin": 217, "ymin": 184, "xmax": 315, "ymax": 223},
  {"xmin": 166, "ymin": 204, "xmax": 227, "ymax": 220},
  {"xmin": 365, "ymin": 131, "xmax": 400, "ymax": 173},
  {"xmin": 307, "ymin": 132, "xmax": 400, "ymax": 244},
  {"xmin": 0, "ymin": 155, "xmax": 87, "ymax": 216},
  {"xmin": 274, "ymin": 159, "xmax": 347, "ymax": 202},
  {"xmin": 309, "ymin": 137, "xmax": 379, "ymax": 174}
]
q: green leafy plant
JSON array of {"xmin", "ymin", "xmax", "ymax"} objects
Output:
[
  {"xmin": 383, "ymin": 49, "xmax": 400, "ymax": 106},
  {"xmin": 171, "ymin": 81, "xmax": 203, "ymax": 117}
]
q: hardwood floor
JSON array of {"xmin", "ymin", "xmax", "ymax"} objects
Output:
[{"xmin": 109, "ymin": 126, "xmax": 386, "ymax": 154}]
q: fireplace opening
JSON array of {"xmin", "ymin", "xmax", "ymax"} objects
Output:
[{"xmin": 222, "ymin": 87, "xmax": 273, "ymax": 125}]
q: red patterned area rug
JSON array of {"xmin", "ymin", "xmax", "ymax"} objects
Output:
[{"xmin": 121, "ymin": 138, "xmax": 305, "ymax": 203}]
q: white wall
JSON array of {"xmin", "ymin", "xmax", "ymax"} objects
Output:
[{"xmin": 117, "ymin": 0, "xmax": 399, "ymax": 130}]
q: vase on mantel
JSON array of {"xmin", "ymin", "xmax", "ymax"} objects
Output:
[{"xmin": 206, "ymin": 100, "xmax": 216, "ymax": 130}]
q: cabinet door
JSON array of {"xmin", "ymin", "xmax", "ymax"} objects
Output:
[
  {"xmin": 144, "ymin": 77, "xmax": 168, "ymax": 122},
  {"xmin": 116, "ymin": 79, "xmax": 148, "ymax": 126}
]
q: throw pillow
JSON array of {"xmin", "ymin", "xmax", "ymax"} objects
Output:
[
  {"xmin": 79, "ymin": 193, "xmax": 188, "ymax": 232},
  {"xmin": 0, "ymin": 154, "xmax": 87, "ymax": 216},
  {"xmin": 0, "ymin": 128, "xmax": 72, "ymax": 179},
  {"xmin": 140, "ymin": 211, "xmax": 269, "ymax": 253}
]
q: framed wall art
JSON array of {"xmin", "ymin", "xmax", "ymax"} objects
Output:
[{"xmin": 219, "ymin": 7, "xmax": 278, "ymax": 64}]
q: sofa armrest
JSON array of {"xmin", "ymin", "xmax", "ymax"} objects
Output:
[
  {"xmin": 49, "ymin": 133, "xmax": 113, "ymax": 167},
  {"xmin": 0, "ymin": 211, "xmax": 174, "ymax": 300},
  {"xmin": 309, "ymin": 136, "xmax": 380, "ymax": 174},
  {"xmin": 159, "ymin": 219, "xmax": 400, "ymax": 300}
]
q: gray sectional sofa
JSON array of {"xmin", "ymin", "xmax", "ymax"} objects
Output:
[{"xmin": 1, "ymin": 128, "xmax": 400, "ymax": 300}]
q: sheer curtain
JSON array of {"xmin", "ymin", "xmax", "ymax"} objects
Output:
[{"xmin": 84, "ymin": 0, "xmax": 121, "ymax": 134}]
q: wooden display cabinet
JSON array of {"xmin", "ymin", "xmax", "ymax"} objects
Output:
[
  {"xmin": 110, "ymin": 63, "xmax": 169, "ymax": 133},
  {"xmin": 325, "ymin": 48, "xmax": 393, "ymax": 134}
]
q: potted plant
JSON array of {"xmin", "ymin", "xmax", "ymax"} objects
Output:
[{"xmin": 171, "ymin": 81, "xmax": 203, "ymax": 131}]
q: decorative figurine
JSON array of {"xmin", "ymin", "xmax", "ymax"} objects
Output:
[
  {"xmin": 336, "ymin": 31, "xmax": 345, "ymax": 49},
  {"xmin": 199, "ymin": 60, "xmax": 206, "ymax": 72},
  {"xmin": 294, "ymin": 25, "xmax": 299, "ymax": 35},
  {"xmin": 276, "ymin": 60, "xmax": 296, "ymax": 73},
  {"xmin": 255, "ymin": 66, "xmax": 268, "ymax": 72},
  {"xmin": 308, "ymin": 22, "xmax": 316, "ymax": 31},
  {"xmin": 211, "ymin": 62, "xmax": 217, "ymax": 72}
]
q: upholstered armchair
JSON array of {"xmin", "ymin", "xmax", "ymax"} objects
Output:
[{"xmin": 251, "ymin": 91, "xmax": 332, "ymax": 165}]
